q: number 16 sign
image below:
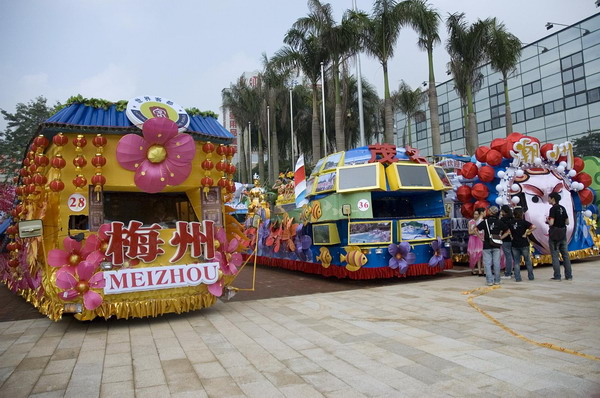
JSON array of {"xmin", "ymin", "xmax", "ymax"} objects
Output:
[{"xmin": 68, "ymin": 193, "xmax": 87, "ymax": 212}]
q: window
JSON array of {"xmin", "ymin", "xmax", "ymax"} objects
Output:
[
  {"xmin": 416, "ymin": 119, "xmax": 428, "ymax": 141},
  {"xmin": 522, "ymin": 79, "xmax": 542, "ymax": 97},
  {"xmin": 437, "ymin": 102, "xmax": 451, "ymax": 140},
  {"xmin": 588, "ymin": 87, "xmax": 600, "ymax": 103},
  {"xmin": 336, "ymin": 163, "xmax": 384, "ymax": 193},
  {"xmin": 312, "ymin": 223, "xmax": 340, "ymax": 245},
  {"xmin": 561, "ymin": 51, "xmax": 587, "ymax": 108}
]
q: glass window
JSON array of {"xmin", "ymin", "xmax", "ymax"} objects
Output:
[
  {"xmin": 491, "ymin": 107, "xmax": 499, "ymax": 118},
  {"xmin": 491, "ymin": 118, "xmax": 500, "ymax": 129},
  {"xmin": 574, "ymin": 79, "xmax": 587, "ymax": 93},
  {"xmin": 576, "ymin": 93, "xmax": 587, "ymax": 106},
  {"xmin": 532, "ymin": 80, "xmax": 542, "ymax": 93},
  {"xmin": 534, "ymin": 105, "xmax": 544, "ymax": 118},
  {"xmin": 573, "ymin": 66, "xmax": 585, "ymax": 80},
  {"xmin": 565, "ymin": 96, "xmax": 577, "ymax": 109},
  {"xmin": 525, "ymin": 107, "xmax": 535, "ymax": 120},
  {"xmin": 523, "ymin": 84, "xmax": 532, "ymax": 97},
  {"xmin": 484, "ymin": 120, "xmax": 492, "ymax": 131},
  {"xmin": 544, "ymin": 102, "xmax": 555, "ymax": 115},
  {"xmin": 553, "ymin": 99, "xmax": 564, "ymax": 112},
  {"xmin": 588, "ymin": 88, "xmax": 600, "ymax": 103},
  {"xmin": 564, "ymin": 82, "xmax": 575, "ymax": 96},
  {"xmin": 562, "ymin": 70, "xmax": 574, "ymax": 82},
  {"xmin": 572, "ymin": 51, "xmax": 583, "ymax": 66},
  {"xmin": 488, "ymin": 84, "xmax": 497, "ymax": 95},
  {"xmin": 561, "ymin": 56, "xmax": 572, "ymax": 70}
]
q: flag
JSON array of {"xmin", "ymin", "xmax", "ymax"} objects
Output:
[{"xmin": 294, "ymin": 154, "xmax": 308, "ymax": 208}]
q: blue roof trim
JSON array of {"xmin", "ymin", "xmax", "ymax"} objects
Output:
[{"xmin": 43, "ymin": 103, "xmax": 233, "ymax": 143}]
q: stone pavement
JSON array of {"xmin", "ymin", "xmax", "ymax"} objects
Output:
[{"xmin": 1, "ymin": 260, "xmax": 599, "ymax": 397}]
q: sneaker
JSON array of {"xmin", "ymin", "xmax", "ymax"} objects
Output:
[
  {"xmin": 493, "ymin": 281, "xmax": 500, "ymax": 285},
  {"xmin": 529, "ymin": 277, "xmax": 534, "ymax": 281},
  {"xmin": 550, "ymin": 277, "xmax": 561, "ymax": 281},
  {"xmin": 501, "ymin": 275, "xmax": 511, "ymax": 279},
  {"xmin": 515, "ymin": 279, "xmax": 522, "ymax": 282},
  {"xmin": 566, "ymin": 277, "xmax": 573, "ymax": 280},
  {"xmin": 486, "ymin": 282, "xmax": 493, "ymax": 286}
]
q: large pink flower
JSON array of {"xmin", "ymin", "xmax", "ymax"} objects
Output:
[
  {"xmin": 48, "ymin": 235, "xmax": 100, "ymax": 272},
  {"xmin": 116, "ymin": 117, "xmax": 196, "ymax": 193},
  {"xmin": 214, "ymin": 228, "xmax": 244, "ymax": 275},
  {"xmin": 56, "ymin": 251, "xmax": 105, "ymax": 310}
]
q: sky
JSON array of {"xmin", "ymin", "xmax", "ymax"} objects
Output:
[{"xmin": 0, "ymin": 0, "xmax": 597, "ymax": 131}]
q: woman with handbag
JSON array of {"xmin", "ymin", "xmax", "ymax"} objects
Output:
[{"xmin": 477, "ymin": 206, "xmax": 509, "ymax": 286}]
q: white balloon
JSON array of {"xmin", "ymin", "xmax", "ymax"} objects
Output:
[
  {"xmin": 507, "ymin": 170, "xmax": 515, "ymax": 177},
  {"xmin": 496, "ymin": 184, "xmax": 503, "ymax": 192},
  {"xmin": 503, "ymin": 198, "xmax": 510, "ymax": 205},
  {"xmin": 476, "ymin": 161, "xmax": 482, "ymax": 168},
  {"xmin": 515, "ymin": 169, "xmax": 524, "ymax": 177},
  {"xmin": 568, "ymin": 169, "xmax": 577, "ymax": 177},
  {"xmin": 497, "ymin": 170, "xmax": 506, "ymax": 178},
  {"xmin": 556, "ymin": 166, "xmax": 565, "ymax": 173},
  {"xmin": 534, "ymin": 157, "xmax": 542, "ymax": 165},
  {"xmin": 559, "ymin": 161, "xmax": 567, "ymax": 168},
  {"xmin": 511, "ymin": 184, "xmax": 519, "ymax": 192},
  {"xmin": 495, "ymin": 197, "xmax": 503, "ymax": 205},
  {"xmin": 511, "ymin": 196, "xmax": 521, "ymax": 204},
  {"xmin": 584, "ymin": 210, "xmax": 593, "ymax": 218}
]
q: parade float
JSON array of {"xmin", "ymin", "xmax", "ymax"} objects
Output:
[
  {"xmin": 242, "ymin": 144, "xmax": 454, "ymax": 279},
  {"xmin": 0, "ymin": 95, "xmax": 250, "ymax": 321},
  {"xmin": 452, "ymin": 132, "xmax": 599, "ymax": 265}
]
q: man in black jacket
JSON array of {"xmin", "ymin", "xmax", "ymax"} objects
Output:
[{"xmin": 547, "ymin": 192, "xmax": 572, "ymax": 281}]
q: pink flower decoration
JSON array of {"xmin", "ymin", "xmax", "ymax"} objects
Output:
[
  {"xmin": 116, "ymin": 117, "xmax": 196, "ymax": 193},
  {"xmin": 48, "ymin": 235, "xmax": 100, "ymax": 271},
  {"xmin": 214, "ymin": 228, "xmax": 244, "ymax": 275},
  {"xmin": 56, "ymin": 250, "xmax": 105, "ymax": 310},
  {"xmin": 208, "ymin": 278, "xmax": 224, "ymax": 297}
]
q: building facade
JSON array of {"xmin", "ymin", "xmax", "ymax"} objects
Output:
[{"xmin": 395, "ymin": 12, "xmax": 600, "ymax": 156}]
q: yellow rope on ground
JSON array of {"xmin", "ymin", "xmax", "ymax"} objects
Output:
[{"xmin": 462, "ymin": 286, "xmax": 600, "ymax": 362}]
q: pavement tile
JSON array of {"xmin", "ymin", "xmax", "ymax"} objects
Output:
[
  {"xmin": 100, "ymin": 380, "xmax": 135, "ymax": 398},
  {"xmin": 133, "ymin": 367, "xmax": 166, "ymax": 389},
  {"xmin": 31, "ymin": 372, "xmax": 71, "ymax": 394}
]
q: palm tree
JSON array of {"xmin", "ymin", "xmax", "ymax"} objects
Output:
[
  {"xmin": 487, "ymin": 18, "xmax": 522, "ymax": 136},
  {"xmin": 358, "ymin": 0, "xmax": 408, "ymax": 144},
  {"xmin": 392, "ymin": 80, "xmax": 426, "ymax": 147},
  {"xmin": 293, "ymin": 0, "xmax": 363, "ymax": 152},
  {"xmin": 446, "ymin": 13, "xmax": 492, "ymax": 154},
  {"xmin": 273, "ymin": 28, "xmax": 329, "ymax": 165},
  {"xmin": 405, "ymin": 0, "xmax": 442, "ymax": 156}
]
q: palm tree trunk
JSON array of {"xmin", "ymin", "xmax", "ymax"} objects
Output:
[
  {"xmin": 503, "ymin": 73, "xmax": 513, "ymax": 136},
  {"xmin": 427, "ymin": 48, "xmax": 441, "ymax": 157},
  {"xmin": 238, "ymin": 127, "xmax": 247, "ymax": 184},
  {"xmin": 311, "ymin": 83, "xmax": 322, "ymax": 165},
  {"xmin": 383, "ymin": 62, "xmax": 394, "ymax": 144},
  {"xmin": 466, "ymin": 84, "xmax": 478, "ymax": 154},
  {"xmin": 407, "ymin": 117, "xmax": 413, "ymax": 147},
  {"xmin": 333, "ymin": 61, "xmax": 345, "ymax": 152}
]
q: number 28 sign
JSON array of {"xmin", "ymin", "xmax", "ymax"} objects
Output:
[{"xmin": 68, "ymin": 193, "xmax": 87, "ymax": 212}]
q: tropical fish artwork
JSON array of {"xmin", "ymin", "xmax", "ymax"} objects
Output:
[
  {"xmin": 311, "ymin": 201, "xmax": 322, "ymax": 222},
  {"xmin": 340, "ymin": 246, "xmax": 368, "ymax": 271},
  {"xmin": 316, "ymin": 247, "xmax": 332, "ymax": 268},
  {"xmin": 301, "ymin": 204, "xmax": 312, "ymax": 225}
]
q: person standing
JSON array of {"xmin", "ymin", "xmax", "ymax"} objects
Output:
[
  {"xmin": 468, "ymin": 208, "xmax": 485, "ymax": 276},
  {"xmin": 510, "ymin": 207, "xmax": 536, "ymax": 281},
  {"xmin": 547, "ymin": 192, "xmax": 572, "ymax": 281},
  {"xmin": 500, "ymin": 205, "xmax": 514, "ymax": 279},
  {"xmin": 477, "ymin": 206, "xmax": 509, "ymax": 286}
]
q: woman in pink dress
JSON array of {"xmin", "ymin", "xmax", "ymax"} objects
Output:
[{"xmin": 468, "ymin": 208, "xmax": 485, "ymax": 275}]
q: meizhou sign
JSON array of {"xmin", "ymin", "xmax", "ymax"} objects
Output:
[{"xmin": 103, "ymin": 263, "xmax": 220, "ymax": 294}]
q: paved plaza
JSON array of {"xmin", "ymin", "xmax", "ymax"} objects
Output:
[{"xmin": 0, "ymin": 259, "xmax": 599, "ymax": 397}]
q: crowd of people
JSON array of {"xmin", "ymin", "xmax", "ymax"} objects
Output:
[{"xmin": 467, "ymin": 192, "xmax": 572, "ymax": 286}]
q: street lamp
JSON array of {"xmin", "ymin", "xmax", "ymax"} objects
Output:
[
  {"xmin": 267, "ymin": 105, "xmax": 271, "ymax": 182},
  {"xmin": 248, "ymin": 121, "xmax": 252, "ymax": 182},
  {"xmin": 523, "ymin": 43, "xmax": 549, "ymax": 53},
  {"xmin": 289, "ymin": 82, "xmax": 296, "ymax": 164},
  {"xmin": 546, "ymin": 22, "xmax": 590, "ymax": 35},
  {"xmin": 320, "ymin": 61, "xmax": 327, "ymax": 157}
]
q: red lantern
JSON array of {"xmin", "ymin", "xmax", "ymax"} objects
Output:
[
  {"xmin": 478, "ymin": 165, "xmax": 495, "ymax": 183},
  {"xmin": 73, "ymin": 156, "xmax": 87, "ymax": 168},
  {"xmin": 28, "ymin": 164, "xmax": 37, "ymax": 173},
  {"xmin": 53, "ymin": 133, "xmax": 68, "ymax": 146},
  {"xmin": 33, "ymin": 174, "xmax": 47, "ymax": 186},
  {"xmin": 19, "ymin": 168, "xmax": 29, "ymax": 177},
  {"xmin": 574, "ymin": 172, "xmax": 592, "ymax": 188},
  {"xmin": 49, "ymin": 179, "xmax": 65, "ymax": 192},
  {"xmin": 461, "ymin": 163, "xmax": 478, "ymax": 179},
  {"xmin": 73, "ymin": 135, "xmax": 87, "ymax": 148},
  {"xmin": 460, "ymin": 202, "xmax": 475, "ymax": 218},
  {"xmin": 8, "ymin": 259, "xmax": 19, "ymax": 268},
  {"xmin": 456, "ymin": 185, "xmax": 472, "ymax": 203},
  {"xmin": 15, "ymin": 186, "xmax": 24, "ymax": 196},
  {"xmin": 51, "ymin": 155, "xmax": 67, "ymax": 169},
  {"xmin": 34, "ymin": 154, "xmax": 49, "ymax": 167},
  {"xmin": 34, "ymin": 135, "xmax": 49, "ymax": 149},
  {"xmin": 579, "ymin": 188, "xmax": 594, "ymax": 206},
  {"xmin": 216, "ymin": 161, "xmax": 227, "ymax": 172},
  {"xmin": 473, "ymin": 200, "xmax": 490, "ymax": 210},
  {"xmin": 471, "ymin": 183, "xmax": 489, "ymax": 200},
  {"xmin": 540, "ymin": 143, "xmax": 555, "ymax": 160},
  {"xmin": 216, "ymin": 145, "xmax": 227, "ymax": 156},
  {"xmin": 201, "ymin": 159, "xmax": 214, "ymax": 170},
  {"xmin": 226, "ymin": 164, "xmax": 236, "ymax": 175},
  {"xmin": 73, "ymin": 175, "xmax": 87, "ymax": 188},
  {"xmin": 218, "ymin": 177, "xmax": 228, "ymax": 188},
  {"xmin": 22, "ymin": 176, "xmax": 32, "ymax": 186},
  {"xmin": 227, "ymin": 180, "xmax": 236, "ymax": 193},
  {"xmin": 23, "ymin": 158, "xmax": 31, "ymax": 167},
  {"xmin": 7, "ymin": 225, "xmax": 18, "ymax": 236},
  {"xmin": 485, "ymin": 149, "xmax": 502, "ymax": 166},
  {"xmin": 91, "ymin": 174, "xmax": 106, "ymax": 187},
  {"xmin": 26, "ymin": 184, "xmax": 38, "ymax": 194},
  {"xmin": 10, "ymin": 209, "xmax": 18, "ymax": 218},
  {"xmin": 6, "ymin": 242, "xmax": 17, "ymax": 252},
  {"xmin": 92, "ymin": 134, "xmax": 107, "ymax": 147},
  {"xmin": 573, "ymin": 157, "xmax": 585, "ymax": 173},
  {"xmin": 202, "ymin": 142, "xmax": 215, "ymax": 153},
  {"xmin": 227, "ymin": 146, "xmax": 237, "ymax": 157},
  {"xmin": 201, "ymin": 176, "xmax": 214, "ymax": 187},
  {"xmin": 475, "ymin": 146, "xmax": 490, "ymax": 163},
  {"xmin": 12, "ymin": 176, "xmax": 19, "ymax": 184},
  {"xmin": 91, "ymin": 154, "xmax": 106, "ymax": 168},
  {"xmin": 490, "ymin": 138, "xmax": 506, "ymax": 153}
]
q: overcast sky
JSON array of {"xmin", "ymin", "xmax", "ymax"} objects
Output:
[{"xmin": 0, "ymin": 0, "xmax": 597, "ymax": 130}]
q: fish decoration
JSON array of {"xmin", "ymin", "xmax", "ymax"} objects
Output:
[
  {"xmin": 301, "ymin": 203, "xmax": 312, "ymax": 225},
  {"xmin": 429, "ymin": 237, "xmax": 449, "ymax": 268},
  {"xmin": 311, "ymin": 201, "xmax": 322, "ymax": 222},
  {"xmin": 387, "ymin": 242, "xmax": 416, "ymax": 274},
  {"xmin": 316, "ymin": 247, "xmax": 332, "ymax": 268},
  {"xmin": 340, "ymin": 246, "xmax": 368, "ymax": 271}
]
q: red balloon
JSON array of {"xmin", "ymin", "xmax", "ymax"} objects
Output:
[
  {"xmin": 574, "ymin": 172, "xmax": 592, "ymax": 188},
  {"xmin": 471, "ymin": 183, "xmax": 489, "ymax": 200},
  {"xmin": 485, "ymin": 149, "xmax": 502, "ymax": 166},
  {"xmin": 501, "ymin": 141, "xmax": 514, "ymax": 159},
  {"xmin": 507, "ymin": 132, "xmax": 523, "ymax": 142},
  {"xmin": 478, "ymin": 165, "xmax": 495, "ymax": 183},
  {"xmin": 461, "ymin": 163, "xmax": 478, "ymax": 179},
  {"xmin": 461, "ymin": 202, "xmax": 474, "ymax": 218},
  {"xmin": 456, "ymin": 185, "xmax": 472, "ymax": 203},
  {"xmin": 573, "ymin": 157, "xmax": 585, "ymax": 173},
  {"xmin": 490, "ymin": 138, "xmax": 505, "ymax": 153},
  {"xmin": 540, "ymin": 143, "xmax": 555, "ymax": 160},
  {"xmin": 522, "ymin": 135, "xmax": 540, "ymax": 145},
  {"xmin": 473, "ymin": 200, "xmax": 490, "ymax": 211},
  {"xmin": 579, "ymin": 188, "xmax": 594, "ymax": 206},
  {"xmin": 475, "ymin": 146, "xmax": 490, "ymax": 163}
]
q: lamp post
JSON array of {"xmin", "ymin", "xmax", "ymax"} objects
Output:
[
  {"xmin": 546, "ymin": 22, "xmax": 590, "ymax": 35},
  {"xmin": 248, "ymin": 121, "xmax": 252, "ymax": 182},
  {"xmin": 353, "ymin": 0, "xmax": 365, "ymax": 147},
  {"xmin": 289, "ymin": 86, "xmax": 295, "ymax": 163},
  {"xmin": 523, "ymin": 43, "xmax": 549, "ymax": 53},
  {"xmin": 267, "ymin": 105, "xmax": 271, "ymax": 182},
  {"xmin": 320, "ymin": 61, "xmax": 327, "ymax": 157}
]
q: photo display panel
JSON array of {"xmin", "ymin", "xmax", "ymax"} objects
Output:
[
  {"xmin": 337, "ymin": 164, "xmax": 378, "ymax": 191},
  {"xmin": 313, "ymin": 224, "xmax": 331, "ymax": 244},
  {"xmin": 396, "ymin": 164, "xmax": 432, "ymax": 187}
]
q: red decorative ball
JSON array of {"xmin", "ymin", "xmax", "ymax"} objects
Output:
[
  {"xmin": 471, "ymin": 183, "xmax": 489, "ymax": 200},
  {"xmin": 28, "ymin": 164, "xmax": 37, "ymax": 173},
  {"xmin": 201, "ymin": 159, "xmax": 214, "ymax": 170},
  {"xmin": 12, "ymin": 176, "xmax": 19, "ymax": 184},
  {"xmin": 73, "ymin": 156, "xmax": 87, "ymax": 168},
  {"xmin": 91, "ymin": 154, "xmax": 106, "ymax": 168},
  {"xmin": 579, "ymin": 188, "xmax": 594, "ymax": 206},
  {"xmin": 26, "ymin": 184, "xmax": 38, "ymax": 194},
  {"xmin": 49, "ymin": 179, "xmax": 65, "ymax": 192},
  {"xmin": 34, "ymin": 135, "xmax": 49, "ymax": 149},
  {"xmin": 92, "ymin": 134, "xmax": 107, "ymax": 147},
  {"xmin": 53, "ymin": 133, "xmax": 69, "ymax": 146},
  {"xmin": 490, "ymin": 138, "xmax": 506, "ymax": 153},
  {"xmin": 573, "ymin": 157, "xmax": 585, "ymax": 173},
  {"xmin": 72, "ymin": 175, "xmax": 87, "ymax": 188},
  {"xmin": 15, "ymin": 186, "xmax": 24, "ymax": 196},
  {"xmin": 473, "ymin": 200, "xmax": 490, "ymax": 210},
  {"xmin": 540, "ymin": 143, "xmax": 555, "ymax": 160},
  {"xmin": 574, "ymin": 172, "xmax": 592, "ymax": 188},
  {"xmin": 478, "ymin": 165, "xmax": 495, "ymax": 183},
  {"xmin": 23, "ymin": 158, "xmax": 30, "ymax": 167},
  {"xmin": 461, "ymin": 202, "xmax": 474, "ymax": 218},
  {"xmin": 51, "ymin": 155, "xmax": 67, "ymax": 169},
  {"xmin": 461, "ymin": 163, "xmax": 478, "ymax": 179},
  {"xmin": 202, "ymin": 142, "xmax": 215, "ymax": 153},
  {"xmin": 456, "ymin": 185, "xmax": 471, "ymax": 202},
  {"xmin": 91, "ymin": 174, "xmax": 106, "ymax": 186},
  {"xmin": 507, "ymin": 132, "xmax": 523, "ymax": 142},
  {"xmin": 501, "ymin": 140, "xmax": 514, "ymax": 159},
  {"xmin": 6, "ymin": 242, "xmax": 17, "ymax": 252},
  {"xmin": 485, "ymin": 149, "xmax": 502, "ymax": 166},
  {"xmin": 522, "ymin": 135, "xmax": 540, "ymax": 145},
  {"xmin": 475, "ymin": 146, "xmax": 490, "ymax": 163}
]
